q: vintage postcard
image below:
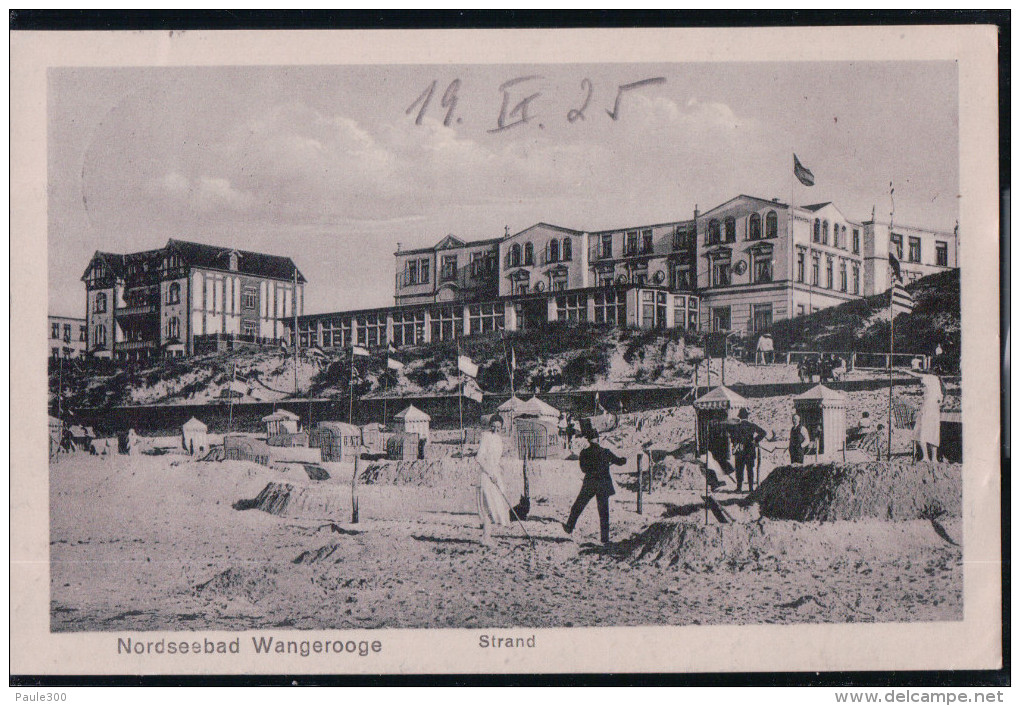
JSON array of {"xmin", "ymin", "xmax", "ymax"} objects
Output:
[{"xmin": 10, "ymin": 25, "xmax": 1002, "ymax": 677}]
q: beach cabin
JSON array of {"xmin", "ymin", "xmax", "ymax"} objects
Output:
[
  {"xmin": 693, "ymin": 386, "xmax": 749, "ymax": 456},
  {"xmin": 262, "ymin": 409, "xmax": 300, "ymax": 437},
  {"xmin": 520, "ymin": 396, "xmax": 561, "ymax": 426},
  {"xmin": 793, "ymin": 384, "xmax": 847, "ymax": 462},
  {"xmin": 223, "ymin": 434, "xmax": 271, "ymax": 465},
  {"xmin": 309, "ymin": 421, "xmax": 362, "ymax": 463},
  {"xmin": 386, "ymin": 432, "xmax": 421, "ymax": 461},
  {"xmin": 361, "ymin": 423, "xmax": 385, "ymax": 455},
  {"xmin": 181, "ymin": 417, "xmax": 208, "ymax": 455},
  {"xmin": 48, "ymin": 416, "xmax": 63, "ymax": 457},
  {"xmin": 393, "ymin": 405, "xmax": 431, "ymax": 441}
]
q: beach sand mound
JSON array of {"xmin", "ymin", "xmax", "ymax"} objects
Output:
[
  {"xmin": 193, "ymin": 565, "xmax": 281, "ymax": 603},
  {"xmin": 236, "ymin": 481, "xmax": 350, "ymax": 519},
  {"xmin": 750, "ymin": 461, "xmax": 962, "ymax": 521},
  {"xmin": 653, "ymin": 457, "xmax": 712, "ymax": 492}
]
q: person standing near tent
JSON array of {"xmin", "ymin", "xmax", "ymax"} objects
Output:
[
  {"xmin": 557, "ymin": 412, "xmax": 568, "ymax": 449},
  {"xmin": 564, "ymin": 413, "xmax": 576, "ymax": 450},
  {"xmin": 729, "ymin": 409, "xmax": 767, "ymax": 492},
  {"xmin": 476, "ymin": 415, "xmax": 510, "ymax": 545},
  {"xmin": 913, "ymin": 372, "xmax": 944, "ymax": 461},
  {"xmin": 563, "ymin": 420, "xmax": 627, "ymax": 545},
  {"xmin": 788, "ymin": 412, "xmax": 810, "ymax": 464}
]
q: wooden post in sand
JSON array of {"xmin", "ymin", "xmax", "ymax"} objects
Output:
[
  {"xmin": 351, "ymin": 453, "xmax": 360, "ymax": 524},
  {"xmin": 636, "ymin": 454, "xmax": 643, "ymax": 515}
]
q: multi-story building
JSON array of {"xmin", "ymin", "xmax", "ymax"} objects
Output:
[
  {"xmin": 861, "ymin": 220, "xmax": 959, "ymax": 295},
  {"xmin": 81, "ymin": 239, "xmax": 305, "ymax": 361},
  {"xmin": 48, "ymin": 315, "xmax": 87, "ymax": 359},
  {"xmin": 394, "ymin": 234, "xmax": 501, "ymax": 306},
  {"xmin": 289, "ymin": 192, "xmax": 958, "ymax": 349}
]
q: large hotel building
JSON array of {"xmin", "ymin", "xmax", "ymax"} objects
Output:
[
  {"xmin": 291, "ymin": 194, "xmax": 957, "ymax": 351},
  {"xmin": 77, "ymin": 194, "xmax": 958, "ymax": 359}
]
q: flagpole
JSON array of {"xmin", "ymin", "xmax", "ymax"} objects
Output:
[
  {"xmin": 348, "ymin": 345, "xmax": 355, "ymax": 425},
  {"xmin": 228, "ymin": 362, "xmax": 235, "ymax": 434},
  {"xmin": 383, "ymin": 371, "xmax": 388, "ymax": 427},
  {"xmin": 456, "ymin": 340, "xmax": 465, "ymax": 452},
  {"xmin": 293, "ymin": 269, "xmax": 299, "ymax": 396},
  {"xmin": 887, "ymin": 182, "xmax": 895, "ymax": 461}
]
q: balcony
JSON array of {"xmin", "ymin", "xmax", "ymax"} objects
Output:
[
  {"xmin": 115, "ymin": 303, "xmax": 158, "ymax": 317},
  {"xmin": 117, "ymin": 339, "xmax": 157, "ymax": 351}
]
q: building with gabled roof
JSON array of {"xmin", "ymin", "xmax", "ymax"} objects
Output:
[{"xmin": 81, "ymin": 238, "xmax": 306, "ymax": 361}]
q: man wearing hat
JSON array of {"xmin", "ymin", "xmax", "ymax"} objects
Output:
[
  {"xmin": 562, "ymin": 419, "xmax": 627, "ymax": 544},
  {"xmin": 729, "ymin": 408, "xmax": 768, "ymax": 492}
]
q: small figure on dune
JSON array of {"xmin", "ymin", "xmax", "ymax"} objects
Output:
[{"xmin": 475, "ymin": 415, "xmax": 510, "ymax": 545}]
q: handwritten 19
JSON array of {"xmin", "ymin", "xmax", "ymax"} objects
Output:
[{"xmin": 405, "ymin": 76, "xmax": 667, "ymax": 132}]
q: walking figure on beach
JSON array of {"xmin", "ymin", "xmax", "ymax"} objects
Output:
[
  {"xmin": 563, "ymin": 419, "xmax": 627, "ymax": 545},
  {"xmin": 476, "ymin": 416, "xmax": 510, "ymax": 545}
]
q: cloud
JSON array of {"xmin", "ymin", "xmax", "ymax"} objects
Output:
[{"xmin": 155, "ymin": 171, "xmax": 255, "ymax": 214}]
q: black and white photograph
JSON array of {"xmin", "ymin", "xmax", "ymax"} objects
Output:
[{"xmin": 11, "ymin": 24, "xmax": 1002, "ymax": 677}]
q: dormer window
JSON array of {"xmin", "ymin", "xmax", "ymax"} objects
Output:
[{"xmin": 228, "ymin": 251, "xmax": 239, "ymax": 271}]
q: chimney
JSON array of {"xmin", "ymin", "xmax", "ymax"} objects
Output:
[
  {"xmin": 693, "ymin": 204, "xmax": 700, "ymax": 219},
  {"xmin": 396, "ymin": 242, "xmax": 402, "ymax": 253}
]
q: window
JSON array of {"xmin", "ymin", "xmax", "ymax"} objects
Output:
[
  {"xmin": 852, "ymin": 263, "xmax": 860, "ymax": 294},
  {"xmin": 441, "ymin": 255, "xmax": 457, "ymax": 282},
  {"xmin": 593, "ymin": 289, "xmax": 626, "ymax": 325},
  {"xmin": 796, "ymin": 251, "xmax": 805, "ymax": 283},
  {"xmin": 391, "ymin": 310, "xmax": 425, "ymax": 346},
  {"xmin": 356, "ymin": 314, "xmax": 386, "ymax": 348},
  {"xmin": 625, "ymin": 231, "xmax": 638, "ymax": 255},
  {"xmin": 166, "ymin": 317, "xmax": 180, "ymax": 340},
  {"xmin": 852, "ymin": 229, "xmax": 860, "ymax": 254},
  {"xmin": 562, "ymin": 238, "xmax": 572, "ymax": 261},
  {"xmin": 751, "ymin": 303, "xmax": 773, "ymax": 333},
  {"xmin": 825, "ymin": 257, "xmax": 834, "ymax": 289},
  {"xmin": 641, "ymin": 229, "xmax": 653, "ymax": 254},
  {"xmin": 712, "ymin": 306, "xmax": 731, "ymax": 332},
  {"xmin": 470, "ymin": 252, "xmax": 488, "ymax": 278},
  {"xmin": 94, "ymin": 324, "xmax": 107, "ymax": 348},
  {"xmin": 523, "ymin": 243, "xmax": 534, "ymax": 266},
  {"xmin": 641, "ymin": 291, "xmax": 655, "ymax": 328},
  {"xmin": 548, "ymin": 239, "xmax": 559, "ymax": 263},
  {"xmin": 468, "ymin": 303, "xmax": 505, "ymax": 333},
  {"xmin": 712, "ymin": 260, "xmax": 731, "ymax": 287},
  {"xmin": 407, "ymin": 259, "xmax": 419, "ymax": 285},
  {"xmin": 908, "ymin": 237, "xmax": 921, "ymax": 263},
  {"xmin": 510, "ymin": 244, "xmax": 522, "ymax": 267},
  {"xmin": 797, "ymin": 305, "xmax": 805, "ymax": 316},
  {"xmin": 95, "ymin": 292, "xmax": 107, "ymax": 313},
  {"xmin": 841, "ymin": 225, "xmax": 848, "ymax": 249},
  {"xmin": 167, "ymin": 281, "xmax": 181, "ymax": 305},
  {"xmin": 242, "ymin": 287, "xmax": 257, "ymax": 309},
  {"xmin": 79, "ymin": 326, "xmax": 87, "ymax": 342},
  {"xmin": 554, "ymin": 294, "xmax": 586, "ymax": 322},
  {"xmin": 708, "ymin": 220, "xmax": 721, "ymax": 245},
  {"xmin": 766, "ymin": 211, "xmax": 778, "ymax": 239},
  {"xmin": 936, "ymin": 241, "xmax": 948, "ymax": 266},
  {"xmin": 419, "ymin": 258, "xmax": 430, "ymax": 284},
  {"xmin": 552, "ymin": 280, "xmax": 567, "ymax": 292},
  {"xmin": 51, "ymin": 348, "xmax": 59, "ymax": 359},
  {"xmin": 601, "ymin": 234, "xmax": 613, "ymax": 258},
  {"xmin": 813, "ymin": 219, "xmax": 821, "ymax": 243},
  {"xmin": 748, "ymin": 213, "xmax": 762, "ymax": 240},
  {"xmin": 811, "ymin": 255, "xmax": 820, "ymax": 286},
  {"xmin": 672, "ymin": 265, "xmax": 691, "ymax": 290},
  {"xmin": 51, "ymin": 323, "xmax": 60, "ymax": 339},
  {"xmin": 243, "ymin": 321, "xmax": 257, "ymax": 338},
  {"xmin": 672, "ymin": 226, "xmax": 690, "ymax": 250},
  {"xmin": 839, "ymin": 260, "xmax": 848, "ymax": 292},
  {"xmin": 890, "ymin": 234, "xmax": 903, "ymax": 260},
  {"xmin": 724, "ymin": 217, "xmax": 736, "ymax": 242},
  {"xmin": 430, "ymin": 306, "xmax": 462, "ymax": 341},
  {"xmin": 822, "ymin": 221, "xmax": 829, "ymax": 246},
  {"xmin": 753, "ymin": 255, "xmax": 773, "ymax": 283},
  {"xmin": 63, "ymin": 324, "xmax": 71, "ymax": 343},
  {"xmin": 321, "ymin": 318, "xmax": 349, "ymax": 347}
]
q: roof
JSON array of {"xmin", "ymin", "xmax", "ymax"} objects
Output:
[
  {"xmin": 698, "ymin": 195, "xmax": 789, "ymax": 219},
  {"xmin": 182, "ymin": 417, "xmax": 208, "ymax": 430},
  {"xmin": 262, "ymin": 409, "xmax": 300, "ymax": 422},
  {"xmin": 505, "ymin": 222, "xmax": 583, "ymax": 240},
  {"xmin": 396, "ymin": 235, "xmax": 503, "ymax": 256},
  {"xmin": 521, "ymin": 396, "xmax": 560, "ymax": 417},
  {"xmin": 167, "ymin": 239, "xmax": 305, "ymax": 283},
  {"xmin": 693, "ymin": 385, "xmax": 749, "ymax": 410},
  {"xmin": 793, "ymin": 384, "xmax": 848, "ymax": 406},
  {"xmin": 496, "ymin": 396, "xmax": 528, "ymax": 412},
  {"xmin": 802, "ymin": 202, "xmax": 832, "ymax": 212},
  {"xmin": 394, "ymin": 404, "xmax": 431, "ymax": 421},
  {"xmin": 315, "ymin": 421, "xmax": 361, "ymax": 435}
]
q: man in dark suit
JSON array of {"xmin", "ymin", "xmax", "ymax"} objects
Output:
[
  {"xmin": 563, "ymin": 420, "xmax": 627, "ymax": 544},
  {"xmin": 729, "ymin": 408, "xmax": 767, "ymax": 492}
]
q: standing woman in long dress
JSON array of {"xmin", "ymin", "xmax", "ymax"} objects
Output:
[
  {"xmin": 914, "ymin": 372, "xmax": 944, "ymax": 461},
  {"xmin": 476, "ymin": 416, "xmax": 510, "ymax": 544}
]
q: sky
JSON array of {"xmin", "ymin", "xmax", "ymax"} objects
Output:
[{"xmin": 48, "ymin": 61, "xmax": 959, "ymax": 317}]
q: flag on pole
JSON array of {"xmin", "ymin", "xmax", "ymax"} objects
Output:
[
  {"xmin": 890, "ymin": 283, "xmax": 914, "ymax": 317},
  {"xmin": 793, "ymin": 154, "xmax": 815, "ymax": 187},
  {"xmin": 888, "ymin": 252, "xmax": 902, "ymax": 282},
  {"xmin": 463, "ymin": 377, "xmax": 484, "ymax": 403},
  {"xmin": 387, "ymin": 357, "xmax": 404, "ymax": 371},
  {"xmin": 352, "ymin": 345, "xmax": 370, "ymax": 357},
  {"xmin": 510, "ymin": 346, "xmax": 516, "ymax": 372},
  {"xmin": 458, "ymin": 355, "xmax": 478, "ymax": 378}
]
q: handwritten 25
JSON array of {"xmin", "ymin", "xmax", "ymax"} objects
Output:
[{"xmin": 406, "ymin": 76, "xmax": 666, "ymax": 132}]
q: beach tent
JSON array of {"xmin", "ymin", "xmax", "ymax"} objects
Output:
[
  {"xmin": 223, "ymin": 434, "xmax": 271, "ymax": 465},
  {"xmin": 181, "ymin": 417, "xmax": 208, "ymax": 455},
  {"xmin": 262, "ymin": 409, "xmax": 300, "ymax": 437},
  {"xmin": 496, "ymin": 396, "xmax": 528, "ymax": 415},
  {"xmin": 793, "ymin": 384, "xmax": 847, "ymax": 461},
  {"xmin": 692, "ymin": 386, "xmax": 749, "ymax": 455},
  {"xmin": 519, "ymin": 396, "xmax": 560, "ymax": 424},
  {"xmin": 393, "ymin": 405, "xmax": 431, "ymax": 441},
  {"xmin": 360, "ymin": 423, "xmax": 386, "ymax": 455},
  {"xmin": 387, "ymin": 432, "xmax": 421, "ymax": 461},
  {"xmin": 310, "ymin": 421, "xmax": 362, "ymax": 463}
]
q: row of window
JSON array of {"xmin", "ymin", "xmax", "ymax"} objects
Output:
[
  {"xmin": 795, "ymin": 251, "xmax": 861, "ymax": 294},
  {"xmin": 299, "ymin": 304, "xmax": 509, "ymax": 349},
  {"xmin": 707, "ymin": 211, "xmax": 780, "ymax": 245},
  {"xmin": 505, "ymin": 238, "xmax": 574, "ymax": 269},
  {"xmin": 439, "ymin": 252, "xmax": 500, "ymax": 282},
  {"xmin": 711, "ymin": 303, "xmax": 774, "ymax": 334},
  {"xmin": 811, "ymin": 219, "xmax": 860, "ymax": 254},
  {"xmin": 50, "ymin": 323, "xmax": 87, "ymax": 342},
  {"xmin": 891, "ymin": 234, "xmax": 949, "ymax": 266},
  {"xmin": 709, "ymin": 253, "xmax": 774, "ymax": 288}
]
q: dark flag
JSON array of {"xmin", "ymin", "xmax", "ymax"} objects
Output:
[
  {"xmin": 888, "ymin": 252, "xmax": 902, "ymax": 282},
  {"xmin": 890, "ymin": 283, "xmax": 914, "ymax": 317},
  {"xmin": 793, "ymin": 154, "xmax": 815, "ymax": 187}
]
